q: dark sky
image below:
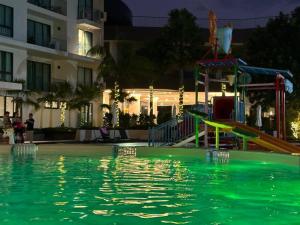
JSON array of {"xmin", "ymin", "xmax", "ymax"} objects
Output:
[{"xmin": 123, "ymin": 0, "xmax": 300, "ymax": 27}]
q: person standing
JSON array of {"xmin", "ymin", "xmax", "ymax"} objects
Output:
[
  {"xmin": 3, "ymin": 111, "xmax": 12, "ymax": 129},
  {"xmin": 12, "ymin": 112, "xmax": 25, "ymax": 143},
  {"xmin": 3, "ymin": 111, "xmax": 14, "ymax": 144},
  {"xmin": 25, "ymin": 113, "xmax": 34, "ymax": 143}
]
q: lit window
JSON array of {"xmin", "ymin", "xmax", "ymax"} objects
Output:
[{"xmin": 78, "ymin": 29, "xmax": 93, "ymax": 55}]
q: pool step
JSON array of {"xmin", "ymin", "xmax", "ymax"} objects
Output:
[{"xmin": 11, "ymin": 144, "xmax": 38, "ymax": 156}]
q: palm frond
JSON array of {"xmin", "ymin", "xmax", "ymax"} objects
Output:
[
  {"xmin": 126, "ymin": 96, "xmax": 137, "ymax": 103},
  {"xmin": 100, "ymin": 104, "xmax": 111, "ymax": 111},
  {"xmin": 87, "ymin": 45, "xmax": 105, "ymax": 57}
]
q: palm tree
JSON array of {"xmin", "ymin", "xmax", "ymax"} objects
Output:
[
  {"xmin": 88, "ymin": 44, "xmax": 129, "ymax": 127},
  {"xmin": 38, "ymin": 81, "xmax": 74, "ymax": 127},
  {"xmin": 7, "ymin": 79, "xmax": 40, "ymax": 120},
  {"xmin": 69, "ymin": 83, "xmax": 100, "ymax": 127},
  {"xmin": 144, "ymin": 9, "xmax": 203, "ymax": 119}
]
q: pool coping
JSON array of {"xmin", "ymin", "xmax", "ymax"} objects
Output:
[{"xmin": 1, "ymin": 143, "xmax": 300, "ymax": 167}]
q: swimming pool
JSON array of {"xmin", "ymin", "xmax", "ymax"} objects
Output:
[{"xmin": 0, "ymin": 146, "xmax": 300, "ymax": 225}]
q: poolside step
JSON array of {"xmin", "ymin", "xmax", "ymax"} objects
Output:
[{"xmin": 11, "ymin": 144, "xmax": 38, "ymax": 156}]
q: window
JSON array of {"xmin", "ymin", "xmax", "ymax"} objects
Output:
[
  {"xmin": 78, "ymin": 29, "xmax": 93, "ymax": 55},
  {"xmin": 27, "ymin": 20, "xmax": 51, "ymax": 48},
  {"xmin": 27, "ymin": 61, "xmax": 51, "ymax": 91},
  {"xmin": 28, "ymin": 0, "xmax": 51, "ymax": 10},
  {"xmin": 77, "ymin": 67, "xmax": 92, "ymax": 86},
  {"xmin": 80, "ymin": 103, "xmax": 93, "ymax": 127},
  {"xmin": 0, "ymin": 96, "xmax": 21, "ymax": 118},
  {"xmin": 0, "ymin": 50, "xmax": 13, "ymax": 82},
  {"xmin": 78, "ymin": 0, "xmax": 93, "ymax": 20},
  {"xmin": 0, "ymin": 4, "xmax": 13, "ymax": 37}
]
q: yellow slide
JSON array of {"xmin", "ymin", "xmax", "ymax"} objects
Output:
[{"xmin": 225, "ymin": 122, "xmax": 300, "ymax": 154}]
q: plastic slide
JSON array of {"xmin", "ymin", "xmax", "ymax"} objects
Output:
[
  {"xmin": 225, "ymin": 122, "xmax": 300, "ymax": 154},
  {"xmin": 187, "ymin": 110, "xmax": 300, "ymax": 154}
]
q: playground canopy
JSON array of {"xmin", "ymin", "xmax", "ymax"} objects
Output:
[{"xmin": 196, "ymin": 58, "xmax": 294, "ymax": 93}]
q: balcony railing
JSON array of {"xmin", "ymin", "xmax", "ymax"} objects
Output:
[
  {"xmin": 78, "ymin": 8, "xmax": 105, "ymax": 24},
  {"xmin": 27, "ymin": 37, "xmax": 67, "ymax": 51},
  {"xmin": 0, "ymin": 72, "xmax": 13, "ymax": 82},
  {"xmin": 0, "ymin": 25, "xmax": 13, "ymax": 37},
  {"xmin": 27, "ymin": 0, "xmax": 67, "ymax": 16}
]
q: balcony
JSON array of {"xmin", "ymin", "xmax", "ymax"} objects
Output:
[
  {"xmin": 27, "ymin": 37, "xmax": 67, "ymax": 52},
  {"xmin": 0, "ymin": 25, "xmax": 13, "ymax": 37},
  {"xmin": 0, "ymin": 81, "xmax": 22, "ymax": 91},
  {"xmin": 77, "ymin": 8, "xmax": 106, "ymax": 30},
  {"xmin": 27, "ymin": 0, "xmax": 67, "ymax": 16}
]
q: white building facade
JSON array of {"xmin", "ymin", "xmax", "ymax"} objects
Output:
[{"xmin": 0, "ymin": 0, "xmax": 105, "ymax": 128}]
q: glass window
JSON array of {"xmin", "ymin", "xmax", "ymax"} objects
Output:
[
  {"xmin": 27, "ymin": 61, "xmax": 51, "ymax": 91},
  {"xmin": 80, "ymin": 103, "xmax": 93, "ymax": 126},
  {"xmin": 41, "ymin": 0, "xmax": 51, "ymax": 9},
  {"xmin": 27, "ymin": 20, "xmax": 51, "ymax": 48},
  {"xmin": 0, "ymin": 4, "xmax": 13, "ymax": 37},
  {"xmin": 5, "ymin": 97, "xmax": 13, "ymax": 115},
  {"xmin": 0, "ymin": 50, "xmax": 13, "ymax": 82},
  {"xmin": 77, "ymin": 67, "xmax": 92, "ymax": 87},
  {"xmin": 77, "ymin": 67, "xmax": 85, "ymax": 85},
  {"xmin": 78, "ymin": 29, "xmax": 93, "ymax": 55},
  {"xmin": 78, "ymin": 0, "xmax": 93, "ymax": 20},
  {"xmin": 0, "ymin": 96, "xmax": 21, "ymax": 119},
  {"xmin": 85, "ymin": 68, "xmax": 92, "ymax": 86}
]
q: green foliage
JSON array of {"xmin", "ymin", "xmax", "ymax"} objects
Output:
[
  {"xmin": 143, "ymin": 9, "xmax": 203, "ymax": 74},
  {"xmin": 69, "ymin": 84, "xmax": 99, "ymax": 110},
  {"xmin": 103, "ymin": 112, "xmax": 154, "ymax": 129},
  {"xmin": 157, "ymin": 110, "xmax": 172, "ymax": 125},
  {"xmin": 89, "ymin": 43, "xmax": 157, "ymax": 88},
  {"xmin": 245, "ymin": 7, "xmax": 300, "ymax": 128},
  {"xmin": 109, "ymin": 89, "xmax": 137, "ymax": 103},
  {"xmin": 103, "ymin": 112, "xmax": 112, "ymax": 127}
]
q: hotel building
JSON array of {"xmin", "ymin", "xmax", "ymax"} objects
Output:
[{"xmin": 0, "ymin": 0, "xmax": 105, "ymax": 128}]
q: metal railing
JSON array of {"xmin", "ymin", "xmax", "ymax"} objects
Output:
[
  {"xmin": 0, "ymin": 26, "xmax": 12, "ymax": 37},
  {"xmin": 78, "ymin": 8, "xmax": 104, "ymax": 24},
  {"xmin": 49, "ymin": 38, "xmax": 67, "ymax": 51},
  {"xmin": 27, "ymin": 36, "xmax": 67, "ymax": 51},
  {"xmin": 148, "ymin": 113, "xmax": 198, "ymax": 147}
]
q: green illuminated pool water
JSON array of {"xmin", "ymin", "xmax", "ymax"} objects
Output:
[{"xmin": 0, "ymin": 148, "xmax": 300, "ymax": 224}]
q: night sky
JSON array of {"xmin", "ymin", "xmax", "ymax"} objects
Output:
[{"xmin": 123, "ymin": 0, "xmax": 300, "ymax": 27}]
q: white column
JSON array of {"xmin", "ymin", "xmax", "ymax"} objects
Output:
[{"xmin": 153, "ymin": 97, "xmax": 158, "ymax": 117}]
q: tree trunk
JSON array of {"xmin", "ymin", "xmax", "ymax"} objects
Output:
[
  {"xmin": 178, "ymin": 69, "xmax": 184, "ymax": 120},
  {"xmin": 149, "ymin": 85, "xmax": 154, "ymax": 125},
  {"xmin": 114, "ymin": 81, "xmax": 120, "ymax": 128}
]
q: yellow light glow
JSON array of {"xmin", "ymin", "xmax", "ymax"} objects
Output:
[
  {"xmin": 291, "ymin": 113, "xmax": 300, "ymax": 139},
  {"xmin": 60, "ymin": 102, "xmax": 67, "ymax": 126}
]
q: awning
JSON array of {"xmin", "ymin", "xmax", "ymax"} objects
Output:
[
  {"xmin": 197, "ymin": 57, "xmax": 295, "ymax": 93},
  {"xmin": 239, "ymin": 65, "xmax": 294, "ymax": 93}
]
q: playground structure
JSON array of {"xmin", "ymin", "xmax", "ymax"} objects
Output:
[
  {"xmin": 192, "ymin": 11, "xmax": 298, "ymax": 153},
  {"xmin": 149, "ymin": 10, "xmax": 300, "ymax": 154}
]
